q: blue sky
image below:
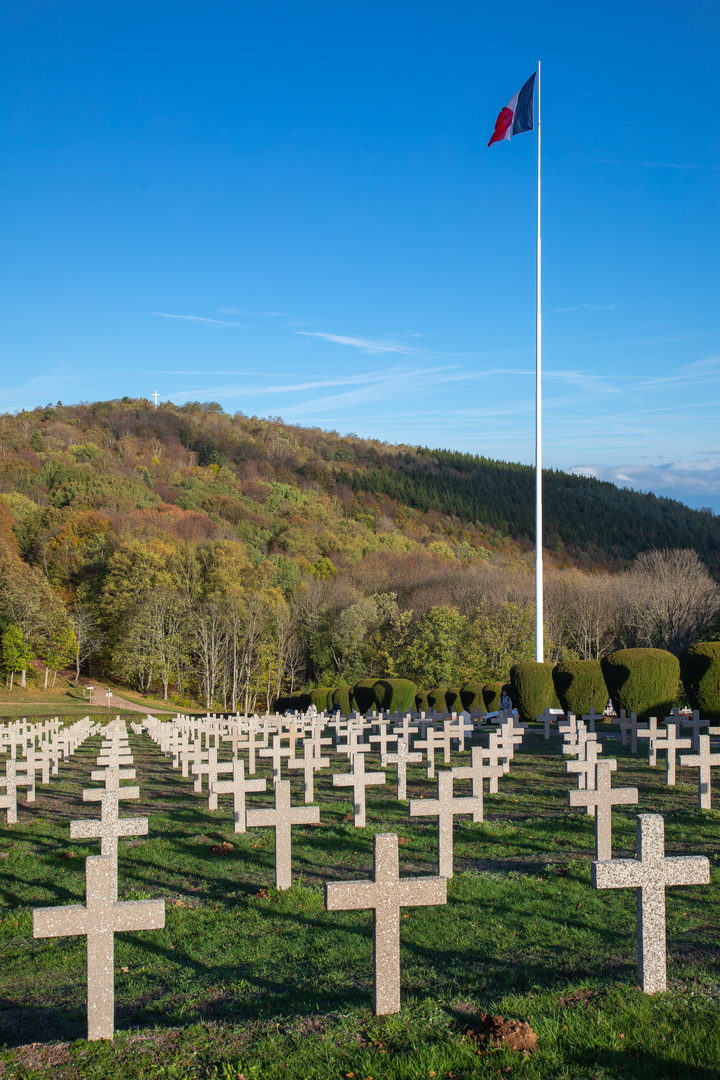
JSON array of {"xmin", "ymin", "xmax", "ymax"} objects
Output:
[{"xmin": 2, "ymin": 1, "xmax": 719, "ymax": 509}]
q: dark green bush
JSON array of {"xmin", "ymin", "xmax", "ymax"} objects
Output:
[
  {"xmin": 445, "ymin": 687, "xmax": 462, "ymax": 712},
  {"xmin": 415, "ymin": 690, "xmax": 431, "ymax": 712},
  {"xmin": 274, "ymin": 693, "xmax": 312, "ymax": 713},
  {"xmin": 428, "ymin": 688, "xmax": 447, "ymax": 712},
  {"xmin": 510, "ymin": 662, "xmax": 560, "ymax": 720},
  {"xmin": 460, "ymin": 682, "xmax": 485, "ymax": 711},
  {"xmin": 679, "ymin": 642, "xmax": 720, "ymax": 720},
  {"xmin": 373, "ymin": 678, "xmax": 417, "ymax": 714},
  {"xmin": 309, "ymin": 687, "xmax": 334, "ymax": 711},
  {"xmin": 352, "ymin": 678, "xmax": 378, "ymax": 713},
  {"xmin": 332, "ymin": 685, "xmax": 352, "ymax": 716},
  {"xmin": 482, "ymin": 682, "xmax": 503, "ymax": 712},
  {"xmin": 553, "ymin": 660, "xmax": 608, "ymax": 717},
  {"xmin": 601, "ymin": 648, "xmax": 679, "ymax": 721}
]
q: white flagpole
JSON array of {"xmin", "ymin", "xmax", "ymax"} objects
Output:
[{"xmin": 535, "ymin": 61, "xmax": 543, "ymax": 662}]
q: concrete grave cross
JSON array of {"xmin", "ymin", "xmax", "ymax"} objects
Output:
[
  {"xmin": 289, "ymin": 740, "xmax": 330, "ymax": 803},
  {"xmin": 90, "ymin": 764, "xmax": 136, "ymax": 791},
  {"xmin": 655, "ymin": 721, "xmax": 692, "ymax": 786},
  {"xmin": 681, "ymin": 710, "xmax": 708, "ymax": 752},
  {"xmin": 452, "ymin": 711, "xmax": 474, "ymax": 753},
  {"xmin": 33, "ymin": 855, "xmax": 165, "ymax": 1040},
  {"xmin": 71, "ymin": 786, "xmax": 146, "ymax": 900},
  {"xmin": 192, "ymin": 748, "xmax": 234, "ymax": 810},
  {"xmin": 259, "ymin": 735, "xmax": 293, "ymax": 786},
  {"xmin": 679, "ymin": 734, "xmax": 720, "ymax": 810},
  {"xmin": 452, "ymin": 746, "xmax": 504, "ymax": 822},
  {"xmin": 336, "ymin": 723, "xmax": 372, "ymax": 764},
  {"xmin": 409, "ymin": 770, "xmax": 481, "ymax": 879},
  {"xmin": 332, "ymin": 753, "xmax": 386, "ymax": 827},
  {"xmin": 0, "ymin": 760, "xmax": 33, "ymax": 824},
  {"xmin": 562, "ymin": 719, "xmax": 588, "ymax": 758},
  {"xmin": 222, "ymin": 726, "xmax": 249, "ymax": 761},
  {"xmin": 20, "ymin": 748, "xmax": 38, "ymax": 803},
  {"xmin": 392, "ymin": 714, "xmax": 418, "ymax": 746},
  {"xmin": 582, "ymin": 708, "xmax": 602, "ymax": 734},
  {"xmin": 636, "ymin": 716, "xmax": 661, "ymax": 766},
  {"xmin": 566, "ymin": 738, "xmax": 609, "ymax": 791},
  {"xmin": 592, "ymin": 814, "xmax": 709, "ymax": 993},
  {"xmin": 540, "ymin": 707, "xmax": 557, "ymax": 741},
  {"xmin": 305, "ymin": 723, "xmax": 332, "ymax": 761},
  {"xmin": 179, "ymin": 738, "xmax": 201, "ymax": 779},
  {"xmin": 414, "ymin": 728, "xmax": 446, "ymax": 780},
  {"xmin": 245, "ymin": 779, "xmax": 320, "ymax": 890},
  {"xmin": 212, "ymin": 758, "xmax": 266, "ymax": 832},
  {"xmin": 369, "ymin": 720, "xmax": 397, "ymax": 761},
  {"xmin": 484, "ymin": 736, "xmax": 507, "ymax": 792},
  {"xmin": 243, "ymin": 722, "xmax": 266, "ymax": 775},
  {"xmin": 285, "ymin": 720, "xmax": 305, "ymax": 756},
  {"xmin": 569, "ymin": 759, "xmax": 637, "ymax": 860},
  {"xmin": 619, "ymin": 712, "xmax": 644, "ymax": 754},
  {"xmin": 383, "ymin": 737, "xmax": 422, "ymax": 800},
  {"xmin": 325, "ymin": 832, "xmax": 447, "ymax": 1016}
]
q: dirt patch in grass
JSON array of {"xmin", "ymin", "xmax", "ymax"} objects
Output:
[
  {"xmin": 15, "ymin": 1042, "xmax": 71, "ymax": 1069},
  {"xmin": 466, "ymin": 1013, "xmax": 538, "ymax": 1052}
]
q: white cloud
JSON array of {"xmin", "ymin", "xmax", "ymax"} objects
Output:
[
  {"xmin": 554, "ymin": 302, "xmax": 628, "ymax": 312},
  {"xmin": 295, "ymin": 331, "xmax": 425, "ymax": 356},
  {"xmin": 218, "ymin": 308, "xmax": 291, "ymax": 317},
  {"xmin": 152, "ymin": 312, "xmax": 246, "ymax": 327},
  {"xmin": 570, "ymin": 459, "xmax": 720, "ymax": 511}
]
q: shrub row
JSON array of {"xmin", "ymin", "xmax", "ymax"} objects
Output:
[{"xmin": 277, "ymin": 644, "xmax": 720, "ymax": 721}]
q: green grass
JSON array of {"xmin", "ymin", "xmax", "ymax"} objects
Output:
[{"xmin": 0, "ymin": 724, "xmax": 719, "ymax": 1078}]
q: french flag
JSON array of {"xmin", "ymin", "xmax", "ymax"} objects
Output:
[{"xmin": 488, "ymin": 72, "xmax": 537, "ymax": 147}]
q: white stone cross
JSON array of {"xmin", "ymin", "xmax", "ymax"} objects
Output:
[
  {"xmin": 540, "ymin": 707, "xmax": 557, "ymax": 741},
  {"xmin": 258, "ymin": 734, "xmax": 293, "ymax": 786},
  {"xmin": 682, "ymin": 710, "xmax": 708, "ymax": 752},
  {"xmin": 325, "ymin": 832, "xmax": 447, "ymax": 1015},
  {"xmin": 654, "ymin": 722, "xmax": 692, "ymax": 786},
  {"xmin": 679, "ymin": 734, "xmax": 720, "ymax": 809},
  {"xmin": 211, "ymin": 759, "xmax": 266, "ymax": 832},
  {"xmin": 414, "ymin": 728, "xmax": 446, "ymax": 779},
  {"xmin": 569, "ymin": 759, "xmax": 637, "ymax": 860},
  {"xmin": 192, "ymin": 747, "xmax": 234, "ymax": 810},
  {"xmin": 245, "ymin": 779, "xmax": 320, "ymax": 890},
  {"xmin": 336, "ymin": 723, "xmax": 372, "ymax": 764},
  {"xmin": 566, "ymin": 738, "xmax": 610, "ymax": 791},
  {"xmin": 582, "ymin": 707, "xmax": 602, "ymax": 734},
  {"xmin": 333, "ymin": 753, "xmax": 385, "ymax": 827},
  {"xmin": 451, "ymin": 746, "xmax": 504, "ymax": 823},
  {"xmin": 409, "ymin": 770, "xmax": 481, "ymax": 878},
  {"xmin": 71, "ymin": 787, "xmax": 147, "ymax": 899},
  {"xmin": 90, "ymin": 763, "xmax": 136, "ymax": 790},
  {"xmin": 0, "ymin": 760, "xmax": 32, "ymax": 824},
  {"xmin": 383, "ymin": 737, "xmax": 422, "ymax": 800},
  {"xmin": 289, "ymin": 740, "xmax": 330, "ymax": 803},
  {"xmin": 33, "ymin": 855, "xmax": 165, "ymax": 1040},
  {"xmin": 636, "ymin": 716, "xmax": 661, "ymax": 765},
  {"xmin": 392, "ymin": 714, "xmax": 418, "ymax": 746},
  {"xmin": 483, "ymin": 736, "xmax": 507, "ymax": 793},
  {"xmin": 619, "ymin": 712, "xmax": 642, "ymax": 754},
  {"xmin": 369, "ymin": 720, "xmax": 396, "ymax": 760},
  {"xmin": 592, "ymin": 814, "xmax": 709, "ymax": 993}
]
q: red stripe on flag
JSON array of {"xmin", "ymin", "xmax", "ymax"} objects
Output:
[{"xmin": 488, "ymin": 106, "xmax": 513, "ymax": 147}]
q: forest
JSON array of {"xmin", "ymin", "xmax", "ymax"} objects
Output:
[{"xmin": 0, "ymin": 397, "xmax": 718, "ymax": 711}]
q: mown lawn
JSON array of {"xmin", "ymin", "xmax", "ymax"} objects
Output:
[{"xmin": 0, "ymin": 721, "xmax": 718, "ymax": 1079}]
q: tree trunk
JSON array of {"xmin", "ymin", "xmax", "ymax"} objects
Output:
[{"xmin": 20, "ymin": 669, "xmax": 26, "ymax": 688}]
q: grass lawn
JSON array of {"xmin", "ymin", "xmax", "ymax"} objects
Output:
[{"xmin": 0, "ymin": 722, "xmax": 718, "ymax": 1078}]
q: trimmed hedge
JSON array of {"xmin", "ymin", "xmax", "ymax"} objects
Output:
[
  {"xmin": 352, "ymin": 678, "xmax": 378, "ymax": 714},
  {"xmin": 428, "ymin": 688, "xmax": 448, "ymax": 712},
  {"xmin": 460, "ymin": 682, "xmax": 485, "ymax": 711},
  {"xmin": 553, "ymin": 660, "xmax": 608, "ymax": 717},
  {"xmin": 445, "ymin": 687, "xmax": 462, "ymax": 712},
  {"xmin": 680, "ymin": 641, "xmax": 720, "ymax": 720},
  {"xmin": 415, "ymin": 690, "xmax": 431, "ymax": 712},
  {"xmin": 274, "ymin": 693, "xmax": 312, "ymax": 713},
  {"xmin": 482, "ymin": 682, "xmax": 504, "ymax": 712},
  {"xmin": 510, "ymin": 662, "xmax": 560, "ymax": 720},
  {"xmin": 332, "ymin": 685, "xmax": 352, "ymax": 716},
  {"xmin": 601, "ymin": 648, "xmax": 679, "ymax": 721},
  {"xmin": 373, "ymin": 678, "xmax": 417, "ymax": 714},
  {"xmin": 309, "ymin": 687, "xmax": 334, "ymax": 711}
]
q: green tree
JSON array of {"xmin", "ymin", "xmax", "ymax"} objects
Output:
[
  {"xmin": 398, "ymin": 606, "xmax": 470, "ymax": 686},
  {"xmin": 1, "ymin": 624, "xmax": 33, "ymax": 691}
]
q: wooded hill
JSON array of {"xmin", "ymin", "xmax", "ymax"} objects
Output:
[{"xmin": 0, "ymin": 398, "xmax": 718, "ymax": 709}]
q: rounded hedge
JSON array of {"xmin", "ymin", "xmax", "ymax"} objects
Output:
[
  {"xmin": 552, "ymin": 660, "xmax": 608, "ymax": 717},
  {"xmin": 482, "ymin": 682, "xmax": 504, "ymax": 712},
  {"xmin": 309, "ymin": 686, "xmax": 334, "ymax": 711},
  {"xmin": 332, "ymin": 685, "xmax": 352, "ymax": 716},
  {"xmin": 680, "ymin": 641, "xmax": 720, "ymax": 720},
  {"xmin": 460, "ymin": 682, "xmax": 485, "ymax": 711},
  {"xmin": 428, "ymin": 688, "xmax": 448, "ymax": 712},
  {"xmin": 601, "ymin": 648, "xmax": 679, "ymax": 721},
  {"xmin": 415, "ymin": 690, "xmax": 431, "ymax": 712},
  {"xmin": 510, "ymin": 662, "xmax": 560, "ymax": 720},
  {"xmin": 445, "ymin": 687, "xmax": 462, "ymax": 712},
  {"xmin": 274, "ymin": 693, "xmax": 312, "ymax": 713},
  {"xmin": 373, "ymin": 678, "xmax": 417, "ymax": 714},
  {"xmin": 352, "ymin": 678, "xmax": 378, "ymax": 714}
]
